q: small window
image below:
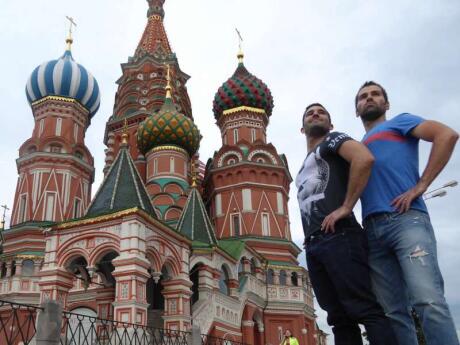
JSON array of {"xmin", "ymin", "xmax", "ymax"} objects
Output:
[
  {"xmin": 18, "ymin": 194, "xmax": 27, "ymax": 223},
  {"xmin": 233, "ymin": 128, "xmax": 238, "ymax": 144},
  {"xmin": 219, "ymin": 266, "xmax": 230, "ymax": 295},
  {"xmin": 55, "ymin": 118, "xmax": 62, "ymax": 136},
  {"xmin": 250, "ymin": 259, "xmax": 257, "ymax": 274},
  {"xmin": 50, "ymin": 145, "xmax": 62, "ymax": 153},
  {"xmin": 45, "ymin": 193, "xmax": 56, "ymax": 221},
  {"xmin": 73, "ymin": 198, "xmax": 81, "ymax": 219},
  {"xmin": 154, "ymin": 158, "xmax": 158, "ymax": 174},
  {"xmin": 291, "ymin": 272, "xmax": 298, "ymax": 286},
  {"xmin": 251, "ymin": 128, "xmax": 256, "ymax": 143},
  {"xmin": 39, "ymin": 119, "xmax": 44, "ymax": 137},
  {"xmin": 215, "ymin": 194, "xmax": 222, "ymax": 216},
  {"xmin": 223, "ymin": 134, "xmax": 227, "ymax": 145},
  {"xmin": 227, "ymin": 158, "xmax": 236, "ymax": 165},
  {"xmin": 22, "ymin": 260, "xmax": 34, "ymax": 277},
  {"xmin": 170, "ymin": 157, "xmax": 175, "ymax": 173},
  {"xmin": 73, "ymin": 123, "xmax": 79, "ymax": 142},
  {"xmin": 266, "ymin": 269, "xmax": 274, "ymax": 284},
  {"xmin": 279, "ymin": 270, "xmax": 287, "ymax": 285},
  {"xmin": 231, "ymin": 213, "xmax": 240, "ymax": 236},
  {"xmin": 0, "ymin": 263, "xmax": 7, "ymax": 278},
  {"xmin": 75, "ymin": 151, "xmax": 83, "ymax": 160},
  {"xmin": 11, "ymin": 261, "xmax": 16, "ymax": 277},
  {"xmin": 262, "ymin": 213, "xmax": 270, "ymax": 236}
]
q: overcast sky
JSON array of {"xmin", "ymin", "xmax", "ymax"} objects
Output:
[{"xmin": 1, "ymin": 0, "xmax": 459, "ymax": 340}]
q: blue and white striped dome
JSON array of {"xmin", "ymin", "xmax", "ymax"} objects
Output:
[{"xmin": 26, "ymin": 50, "xmax": 100, "ymax": 118}]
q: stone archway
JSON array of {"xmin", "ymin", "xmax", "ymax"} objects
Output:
[{"xmin": 146, "ymin": 264, "xmax": 171, "ymax": 328}]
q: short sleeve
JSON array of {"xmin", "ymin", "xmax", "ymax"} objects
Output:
[
  {"xmin": 391, "ymin": 113, "xmax": 425, "ymax": 136},
  {"xmin": 324, "ymin": 132, "xmax": 354, "ymax": 153}
]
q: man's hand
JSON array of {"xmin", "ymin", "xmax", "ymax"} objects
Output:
[
  {"xmin": 322, "ymin": 205, "xmax": 352, "ymax": 233},
  {"xmin": 391, "ymin": 182, "xmax": 427, "ymax": 213}
]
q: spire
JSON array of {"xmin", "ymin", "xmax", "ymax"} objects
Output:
[
  {"xmin": 165, "ymin": 63, "xmax": 172, "ymax": 99},
  {"xmin": 235, "ymin": 28, "xmax": 244, "ymax": 64},
  {"xmin": 86, "ymin": 147, "xmax": 156, "ymax": 218},
  {"xmin": 65, "ymin": 16, "xmax": 77, "ymax": 52},
  {"xmin": 121, "ymin": 118, "xmax": 129, "ymax": 146},
  {"xmin": 147, "ymin": 0, "xmax": 165, "ymax": 19},
  {"xmin": 176, "ymin": 187, "xmax": 217, "ymax": 246},
  {"xmin": 135, "ymin": 0, "xmax": 172, "ymax": 59}
]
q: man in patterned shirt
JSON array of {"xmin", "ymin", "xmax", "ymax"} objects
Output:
[{"xmin": 296, "ymin": 103, "xmax": 396, "ymax": 345}]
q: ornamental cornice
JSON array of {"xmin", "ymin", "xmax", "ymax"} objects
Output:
[
  {"xmin": 16, "ymin": 153, "xmax": 95, "ymax": 174},
  {"xmin": 147, "ymin": 145, "xmax": 188, "ymax": 156},
  {"xmin": 222, "ymin": 106, "xmax": 266, "ymax": 116},
  {"xmin": 31, "ymin": 95, "xmax": 89, "ymax": 115}
]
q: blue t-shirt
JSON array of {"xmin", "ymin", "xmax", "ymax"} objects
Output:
[{"xmin": 361, "ymin": 113, "xmax": 428, "ymax": 219}]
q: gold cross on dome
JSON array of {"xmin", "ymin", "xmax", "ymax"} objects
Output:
[
  {"xmin": 65, "ymin": 16, "xmax": 77, "ymax": 50},
  {"xmin": 235, "ymin": 28, "xmax": 244, "ymax": 63}
]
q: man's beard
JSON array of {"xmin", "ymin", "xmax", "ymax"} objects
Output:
[
  {"xmin": 360, "ymin": 106, "xmax": 385, "ymax": 122},
  {"xmin": 305, "ymin": 125, "xmax": 329, "ymax": 137}
]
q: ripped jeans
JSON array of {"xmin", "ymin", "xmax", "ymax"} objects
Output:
[{"xmin": 364, "ymin": 209, "xmax": 459, "ymax": 345}]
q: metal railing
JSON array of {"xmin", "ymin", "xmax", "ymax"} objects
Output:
[
  {"xmin": 0, "ymin": 299, "xmax": 248, "ymax": 345},
  {"xmin": 61, "ymin": 310, "xmax": 191, "ymax": 345},
  {"xmin": 0, "ymin": 299, "xmax": 42, "ymax": 345}
]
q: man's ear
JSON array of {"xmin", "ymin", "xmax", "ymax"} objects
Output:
[
  {"xmin": 356, "ymin": 109, "xmax": 360, "ymax": 118},
  {"xmin": 301, "ymin": 127, "xmax": 305, "ymax": 134},
  {"xmin": 330, "ymin": 123, "xmax": 334, "ymax": 130},
  {"xmin": 385, "ymin": 102, "xmax": 390, "ymax": 111}
]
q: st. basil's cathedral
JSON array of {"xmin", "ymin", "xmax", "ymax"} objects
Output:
[{"xmin": 0, "ymin": 1, "xmax": 324, "ymax": 344}]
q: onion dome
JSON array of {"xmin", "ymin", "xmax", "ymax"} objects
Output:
[
  {"xmin": 213, "ymin": 54, "xmax": 273, "ymax": 120},
  {"xmin": 137, "ymin": 97, "xmax": 200, "ymax": 156},
  {"xmin": 25, "ymin": 49, "xmax": 101, "ymax": 118}
]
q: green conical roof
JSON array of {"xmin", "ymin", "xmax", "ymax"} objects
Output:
[
  {"xmin": 176, "ymin": 187, "xmax": 217, "ymax": 246},
  {"xmin": 86, "ymin": 147, "xmax": 156, "ymax": 218}
]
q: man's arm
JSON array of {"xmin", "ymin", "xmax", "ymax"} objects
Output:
[
  {"xmin": 392, "ymin": 120, "xmax": 459, "ymax": 212},
  {"xmin": 322, "ymin": 140, "xmax": 374, "ymax": 232}
]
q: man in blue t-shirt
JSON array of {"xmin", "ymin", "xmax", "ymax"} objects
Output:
[{"xmin": 355, "ymin": 81, "xmax": 459, "ymax": 345}]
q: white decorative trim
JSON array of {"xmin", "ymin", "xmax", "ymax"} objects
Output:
[
  {"xmin": 217, "ymin": 151, "xmax": 243, "ymax": 168},
  {"xmin": 247, "ymin": 150, "xmax": 277, "ymax": 164}
]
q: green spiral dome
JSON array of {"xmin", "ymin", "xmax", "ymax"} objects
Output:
[{"xmin": 137, "ymin": 98, "xmax": 200, "ymax": 156}]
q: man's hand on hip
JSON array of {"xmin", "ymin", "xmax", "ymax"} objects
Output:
[{"xmin": 322, "ymin": 205, "xmax": 352, "ymax": 233}]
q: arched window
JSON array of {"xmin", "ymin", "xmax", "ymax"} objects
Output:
[
  {"xmin": 22, "ymin": 260, "xmax": 34, "ymax": 276},
  {"xmin": 250, "ymin": 258, "xmax": 257, "ymax": 274},
  {"xmin": 0, "ymin": 263, "xmax": 6, "ymax": 278},
  {"xmin": 266, "ymin": 269, "xmax": 274, "ymax": 285},
  {"xmin": 219, "ymin": 266, "xmax": 230, "ymax": 295},
  {"xmin": 11, "ymin": 261, "xmax": 16, "ymax": 276},
  {"xmin": 279, "ymin": 270, "xmax": 287, "ymax": 285},
  {"xmin": 291, "ymin": 272, "xmax": 299, "ymax": 286}
]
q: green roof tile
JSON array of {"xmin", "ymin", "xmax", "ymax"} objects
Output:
[
  {"xmin": 176, "ymin": 187, "xmax": 217, "ymax": 246},
  {"xmin": 86, "ymin": 147, "xmax": 156, "ymax": 218}
]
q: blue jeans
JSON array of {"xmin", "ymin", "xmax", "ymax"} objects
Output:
[
  {"xmin": 364, "ymin": 209, "xmax": 459, "ymax": 345},
  {"xmin": 306, "ymin": 225, "xmax": 397, "ymax": 345}
]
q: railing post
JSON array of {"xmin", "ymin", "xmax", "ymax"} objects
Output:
[
  {"xmin": 191, "ymin": 325, "xmax": 201, "ymax": 345},
  {"xmin": 36, "ymin": 301, "xmax": 62, "ymax": 345}
]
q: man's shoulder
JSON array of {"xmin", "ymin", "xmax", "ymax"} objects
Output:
[{"xmin": 323, "ymin": 131, "xmax": 354, "ymax": 150}]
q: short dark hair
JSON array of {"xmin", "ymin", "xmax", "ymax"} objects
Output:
[
  {"xmin": 355, "ymin": 81, "xmax": 388, "ymax": 109},
  {"xmin": 302, "ymin": 103, "xmax": 331, "ymax": 125}
]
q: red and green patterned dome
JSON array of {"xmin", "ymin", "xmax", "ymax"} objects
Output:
[
  {"xmin": 137, "ymin": 98, "xmax": 200, "ymax": 156},
  {"xmin": 213, "ymin": 62, "xmax": 274, "ymax": 119}
]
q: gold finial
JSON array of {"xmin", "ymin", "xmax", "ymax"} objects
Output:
[
  {"xmin": 0, "ymin": 204, "xmax": 9, "ymax": 232},
  {"xmin": 190, "ymin": 159, "xmax": 198, "ymax": 188},
  {"xmin": 165, "ymin": 63, "xmax": 172, "ymax": 99},
  {"xmin": 235, "ymin": 28, "xmax": 244, "ymax": 63},
  {"xmin": 121, "ymin": 118, "xmax": 129, "ymax": 145},
  {"xmin": 65, "ymin": 16, "xmax": 77, "ymax": 51}
]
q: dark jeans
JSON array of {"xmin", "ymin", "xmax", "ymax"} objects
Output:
[{"xmin": 306, "ymin": 226, "xmax": 397, "ymax": 345}]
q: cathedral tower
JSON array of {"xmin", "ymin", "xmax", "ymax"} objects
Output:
[
  {"xmin": 104, "ymin": 0, "xmax": 193, "ymax": 177},
  {"xmin": 11, "ymin": 34, "xmax": 100, "ymax": 226},
  {"xmin": 205, "ymin": 51, "xmax": 292, "ymax": 242}
]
